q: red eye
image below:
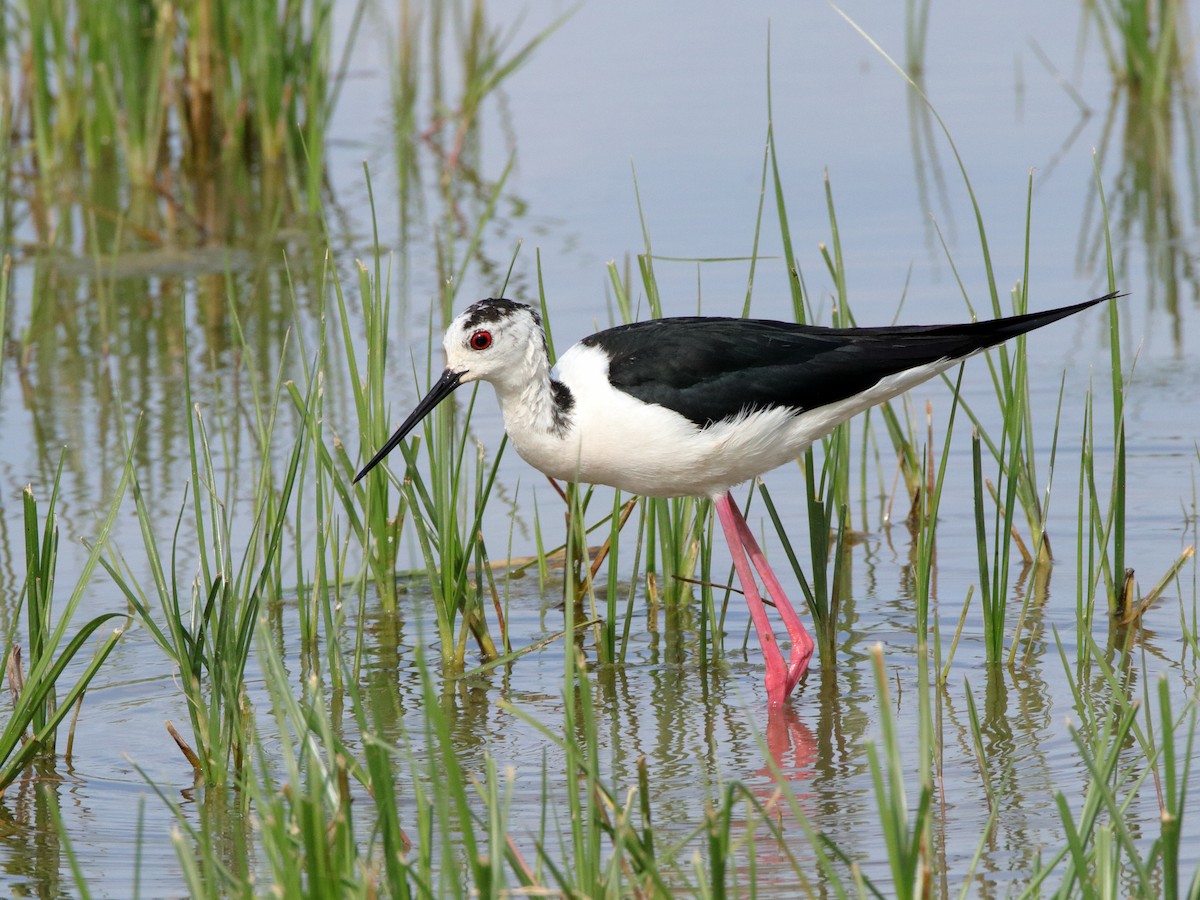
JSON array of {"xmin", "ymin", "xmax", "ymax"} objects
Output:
[{"xmin": 469, "ymin": 330, "xmax": 492, "ymax": 351}]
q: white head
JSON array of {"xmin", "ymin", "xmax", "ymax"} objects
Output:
[
  {"xmin": 353, "ymin": 298, "xmax": 547, "ymax": 482},
  {"xmin": 442, "ymin": 298, "xmax": 547, "ymax": 389}
]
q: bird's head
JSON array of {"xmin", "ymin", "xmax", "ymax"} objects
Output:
[
  {"xmin": 442, "ymin": 298, "xmax": 545, "ymax": 388},
  {"xmin": 353, "ymin": 298, "xmax": 544, "ymax": 483}
]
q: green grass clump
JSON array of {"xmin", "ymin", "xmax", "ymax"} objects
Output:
[
  {"xmin": 0, "ymin": 461, "xmax": 128, "ymax": 793},
  {"xmin": 9, "ymin": 0, "xmax": 356, "ymax": 250},
  {"xmin": 97, "ymin": 304, "xmax": 305, "ymax": 786},
  {"xmin": 346, "ymin": 168, "xmax": 514, "ymax": 672}
]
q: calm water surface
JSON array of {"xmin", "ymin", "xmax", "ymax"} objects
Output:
[{"xmin": 1, "ymin": 1, "xmax": 1197, "ymax": 895}]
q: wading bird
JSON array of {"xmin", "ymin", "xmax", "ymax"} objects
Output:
[{"xmin": 355, "ymin": 291, "xmax": 1117, "ymax": 706}]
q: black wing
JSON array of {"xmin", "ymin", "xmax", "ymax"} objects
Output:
[{"xmin": 584, "ymin": 293, "xmax": 1117, "ymax": 427}]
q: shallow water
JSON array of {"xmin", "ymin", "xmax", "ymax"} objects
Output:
[
  {"xmin": 1, "ymin": 0, "xmax": 1198, "ymax": 895},
  {"xmin": 19, "ymin": 554, "xmax": 1194, "ymax": 895}
]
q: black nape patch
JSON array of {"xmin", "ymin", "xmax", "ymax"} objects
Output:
[
  {"xmin": 550, "ymin": 379, "xmax": 574, "ymax": 434},
  {"xmin": 461, "ymin": 298, "xmax": 540, "ymax": 330}
]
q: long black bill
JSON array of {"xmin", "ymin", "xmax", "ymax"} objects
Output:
[{"xmin": 353, "ymin": 368, "xmax": 465, "ymax": 484}]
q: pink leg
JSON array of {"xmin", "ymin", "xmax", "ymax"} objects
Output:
[
  {"xmin": 714, "ymin": 491, "xmax": 815, "ymax": 706},
  {"xmin": 725, "ymin": 496, "xmax": 815, "ymax": 695}
]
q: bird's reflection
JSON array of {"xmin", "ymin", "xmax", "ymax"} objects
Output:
[{"xmin": 762, "ymin": 703, "xmax": 818, "ymax": 782}]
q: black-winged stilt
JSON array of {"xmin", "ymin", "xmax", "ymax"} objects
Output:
[{"xmin": 355, "ymin": 291, "xmax": 1118, "ymax": 707}]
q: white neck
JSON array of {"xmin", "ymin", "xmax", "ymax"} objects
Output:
[{"xmin": 491, "ymin": 338, "xmax": 567, "ymax": 440}]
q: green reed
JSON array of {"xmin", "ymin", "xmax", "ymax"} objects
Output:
[
  {"xmin": 1074, "ymin": 166, "xmax": 1143, "ymax": 637},
  {"xmin": 775, "ymin": 648, "xmax": 943, "ymax": 894},
  {"xmin": 1088, "ymin": 0, "xmax": 1191, "ymax": 102},
  {"xmin": 144, "ymin": 626, "xmax": 368, "ymax": 896},
  {"xmin": 250, "ymin": 620, "xmax": 370, "ymax": 897},
  {"xmin": 868, "ymin": 645, "xmax": 933, "ymax": 898},
  {"xmin": 346, "ymin": 164, "xmax": 528, "ymax": 670},
  {"xmin": 98, "ymin": 302, "xmax": 306, "ymax": 785},
  {"xmin": 389, "ymin": 242, "xmax": 513, "ymax": 669},
  {"xmin": 341, "ymin": 170, "xmax": 405, "ymax": 607},
  {"xmin": 600, "ymin": 195, "xmax": 713, "ymax": 647},
  {"xmin": 395, "ymin": 407, "xmax": 505, "ymax": 670},
  {"xmin": 0, "ymin": 462, "xmax": 128, "ymax": 793},
  {"xmin": 906, "ymin": 376, "xmax": 959, "ymax": 894},
  {"xmin": 876, "ymin": 64, "xmax": 1079, "ymax": 674},
  {"xmin": 1017, "ymin": 633, "xmax": 1200, "ymax": 895},
  {"xmin": 0, "ymin": 73, "xmax": 12, "ymax": 244},
  {"xmin": 1152, "ymin": 676, "xmax": 1196, "ymax": 898},
  {"xmin": 1080, "ymin": 0, "xmax": 1197, "ymax": 331},
  {"xmin": 11, "ymin": 0, "xmax": 353, "ymax": 249},
  {"xmin": 386, "ymin": 0, "xmax": 570, "ymax": 251},
  {"xmin": 338, "ymin": 0, "xmax": 595, "ymax": 677},
  {"xmin": 963, "ymin": 275, "xmax": 1054, "ymax": 669},
  {"xmin": 761, "ymin": 94, "xmax": 844, "ymax": 653},
  {"xmin": 275, "ymin": 245, "xmax": 382, "ymax": 688}
]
